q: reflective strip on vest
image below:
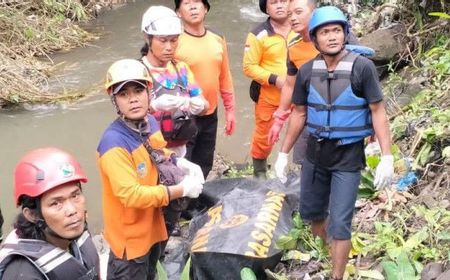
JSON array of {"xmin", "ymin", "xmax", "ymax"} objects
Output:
[
  {"xmin": 306, "ymin": 52, "xmax": 373, "ymax": 143},
  {"xmin": 77, "ymin": 231, "xmax": 89, "ymax": 247},
  {"xmin": 0, "ymin": 231, "xmax": 99, "ymax": 280},
  {"xmin": 40, "ymin": 252, "xmax": 72, "ymax": 273}
]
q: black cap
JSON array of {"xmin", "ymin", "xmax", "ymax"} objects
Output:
[
  {"xmin": 174, "ymin": 0, "xmax": 210, "ymax": 11},
  {"xmin": 259, "ymin": 0, "xmax": 267, "ymax": 14}
]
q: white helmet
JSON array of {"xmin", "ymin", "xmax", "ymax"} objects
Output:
[{"xmin": 141, "ymin": 6, "xmax": 183, "ymax": 36}]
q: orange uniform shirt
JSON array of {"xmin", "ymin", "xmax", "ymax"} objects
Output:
[
  {"xmin": 286, "ymin": 34, "xmax": 319, "ymax": 76},
  {"xmin": 176, "ymin": 30, "xmax": 235, "ymax": 115},
  {"xmin": 96, "ymin": 115, "xmax": 171, "ymax": 260}
]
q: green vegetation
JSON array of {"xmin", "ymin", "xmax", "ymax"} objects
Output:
[{"xmin": 0, "ymin": 0, "xmax": 97, "ymax": 107}]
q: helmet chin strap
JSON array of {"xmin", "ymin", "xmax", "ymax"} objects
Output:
[{"xmin": 120, "ymin": 115, "xmax": 148, "ymax": 136}]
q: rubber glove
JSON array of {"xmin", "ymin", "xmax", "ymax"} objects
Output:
[
  {"xmin": 180, "ymin": 175, "xmax": 203, "ymax": 198},
  {"xmin": 221, "ymin": 91, "xmax": 236, "ymax": 136},
  {"xmin": 177, "ymin": 157, "xmax": 205, "ymax": 183},
  {"xmin": 374, "ymin": 155, "xmax": 394, "ymax": 190},
  {"xmin": 151, "ymin": 94, "xmax": 185, "ymax": 112},
  {"xmin": 268, "ymin": 109, "xmax": 290, "ymax": 145},
  {"xmin": 189, "ymin": 96, "xmax": 206, "ymax": 115},
  {"xmin": 275, "ymin": 152, "xmax": 289, "ymax": 183}
]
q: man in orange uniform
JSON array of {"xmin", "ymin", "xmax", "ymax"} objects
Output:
[
  {"xmin": 243, "ymin": 0, "xmax": 294, "ymax": 178},
  {"xmin": 97, "ymin": 59, "xmax": 204, "ymax": 279},
  {"xmin": 174, "ymin": 0, "xmax": 236, "ymax": 179},
  {"xmin": 268, "ymin": 0, "xmax": 318, "ymax": 176}
]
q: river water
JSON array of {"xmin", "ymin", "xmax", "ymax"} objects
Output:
[{"xmin": 0, "ymin": 0, "xmax": 283, "ymax": 234}]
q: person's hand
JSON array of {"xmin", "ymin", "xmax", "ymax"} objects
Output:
[
  {"xmin": 225, "ymin": 109, "xmax": 236, "ymax": 136},
  {"xmin": 268, "ymin": 118, "xmax": 284, "ymax": 144},
  {"xmin": 177, "ymin": 157, "xmax": 205, "ymax": 183},
  {"xmin": 180, "ymin": 175, "xmax": 203, "ymax": 198},
  {"xmin": 374, "ymin": 155, "xmax": 394, "ymax": 190},
  {"xmin": 189, "ymin": 96, "xmax": 206, "ymax": 115},
  {"xmin": 268, "ymin": 109, "xmax": 290, "ymax": 144},
  {"xmin": 150, "ymin": 94, "xmax": 185, "ymax": 112},
  {"xmin": 275, "ymin": 152, "xmax": 289, "ymax": 183}
]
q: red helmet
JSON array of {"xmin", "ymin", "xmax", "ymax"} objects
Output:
[{"xmin": 14, "ymin": 147, "xmax": 88, "ymax": 207}]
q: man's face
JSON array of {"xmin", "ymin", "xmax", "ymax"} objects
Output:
[
  {"xmin": 114, "ymin": 82, "xmax": 149, "ymax": 120},
  {"xmin": 150, "ymin": 35, "xmax": 179, "ymax": 65},
  {"xmin": 288, "ymin": 0, "xmax": 314, "ymax": 34},
  {"xmin": 40, "ymin": 183, "xmax": 86, "ymax": 240},
  {"xmin": 176, "ymin": 0, "xmax": 207, "ymax": 26},
  {"xmin": 315, "ymin": 23, "xmax": 345, "ymax": 55},
  {"xmin": 266, "ymin": 0, "xmax": 289, "ymax": 21}
]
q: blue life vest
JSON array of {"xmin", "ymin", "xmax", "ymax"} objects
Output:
[
  {"xmin": 0, "ymin": 230, "xmax": 99, "ymax": 280},
  {"xmin": 306, "ymin": 52, "xmax": 373, "ymax": 144}
]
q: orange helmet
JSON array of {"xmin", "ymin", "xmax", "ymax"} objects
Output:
[{"xmin": 14, "ymin": 147, "xmax": 88, "ymax": 207}]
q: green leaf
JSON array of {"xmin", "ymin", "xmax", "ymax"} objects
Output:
[
  {"xmin": 180, "ymin": 257, "xmax": 191, "ymax": 280},
  {"xmin": 292, "ymin": 212, "xmax": 303, "ymax": 229},
  {"xmin": 396, "ymin": 252, "xmax": 416, "ymax": 279},
  {"xmin": 382, "ymin": 261, "xmax": 399, "ymax": 280},
  {"xmin": 156, "ymin": 260, "xmax": 168, "ymax": 280},
  {"xmin": 24, "ymin": 28, "xmax": 34, "ymax": 40},
  {"xmin": 281, "ymin": 250, "xmax": 311, "ymax": 261},
  {"xmin": 289, "ymin": 228, "xmax": 301, "ymax": 240},
  {"xmin": 367, "ymin": 155, "xmax": 381, "ymax": 169},
  {"xmin": 428, "ymin": 12, "xmax": 450, "ymax": 19},
  {"xmin": 358, "ymin": 269, "xmax": 385, "ymax": 280},
  {"xmin": 240, "ymin": 267, "xmax": 257, "ymax": 280},
  {"xmin": 358, "ymin": 187, "xmax": 376, "ymax": 199},
  {"xmin": 404, "ymin": 229, "xmax": 428, "ymax": 250},
  {"xmin": 437, "ymin": 231, "xmax": 450, "ymax": 240},
  {"xmin": 276, "ymin": 235, "xmax": 297, "ymax": 250}
]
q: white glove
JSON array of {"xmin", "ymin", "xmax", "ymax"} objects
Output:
[
  {"xmin": 150, "ymin": 94, "xmax": 185, "ymax": 112},
  {"xmin": 180, "ymin": 175, "xmax": 203, "ymax": 198},
  {"xmin": 374, "ymin": 155, "xmax": 394, "ymax": 190},
  {"xmin": 189, "ymin": 96, "xmax": 205, "ymax": 115},
  {"xmin": 275, "ymin": 152, "xmax": 289, "ymax": 183},
  {"xmin": 177, "ymin": 157, "xmax": 205, "ymax": 183}
]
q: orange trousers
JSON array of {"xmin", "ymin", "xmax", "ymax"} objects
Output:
[{"xmin": 251, "ymin": 96, "xmax": 278, "ymax": 159}]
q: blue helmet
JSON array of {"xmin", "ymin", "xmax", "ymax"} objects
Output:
[{"xmin": 308, "ymin": 6, "xmax": 349, "ymax": 38}]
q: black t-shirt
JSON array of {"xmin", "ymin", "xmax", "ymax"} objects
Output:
[{"xmin": 292, "ymin": 54, "xmax": 384, "ymax": 171}]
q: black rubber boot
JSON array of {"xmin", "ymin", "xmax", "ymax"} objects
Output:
[{"xmin": 252, "ymin": 158, "xmax": 267, "ymax": 179}]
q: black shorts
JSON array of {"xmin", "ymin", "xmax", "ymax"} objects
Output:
[{"xmin": 300, "ymin": 159, "xmax": 361, "ymax": 240}]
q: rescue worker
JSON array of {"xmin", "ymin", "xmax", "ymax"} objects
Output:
[
  {"xmin": 175, "ymin": 0, "xmax": 237, "ymax": 179},
  {"xmin": 269, "ymin": 0, "xmax": 319, "ymax": 173},
  {"xmin": 270, "ymin": 0, "xmax": 364, "ymax": 175},
  {"xmin": 140, "ymin": 5, "xmax": 209, "ymax": 159},
  {"xmin": 0, "ymin": 147, "xmax": 100, "ymax": 280},
  {"xmin": 275, "ymin": 6, "xmax": 394, "ymax": 280},
  {"xmin": 98, "ymin": 58, "xmax": 204, "ymax": 279},
  {"xmin": 243, "ymin": 0, "xmax": 294, "ymax": 178}
]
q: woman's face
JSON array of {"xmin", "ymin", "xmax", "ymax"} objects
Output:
[
  {"xmin": 40, "ymin": 183, "xmax": 86, "ymax": 240},
  {"xmin": 148, "ymin": 35, "xmax": 179, "ymax": 66},
  {"xmin": 114, "ymin": 83, "xmax": 149, "ymax": 120}
]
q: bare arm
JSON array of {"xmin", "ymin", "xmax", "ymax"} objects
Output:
[
  {"xmin": 279, "ymin": 74, "xmax": 295, "ymax": 111},
  {"xmin": 280, "ymin": 105, "xmax": 307, "ymax": 153},
  {"xmin": 369, "ymin": 101, "xmax": 391, "ymax": 155}
]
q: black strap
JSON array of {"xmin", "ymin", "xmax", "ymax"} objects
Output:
[
  {"xmin": 307, "ymin": 102, "xmax": 368, "ymax": 111},
  {"xmin": 307, "ymin": 122, "xmax": 373, "ymax": 132}
]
